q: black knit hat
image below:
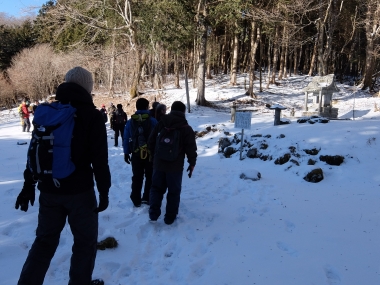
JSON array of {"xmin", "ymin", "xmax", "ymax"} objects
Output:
[{"xmin": 171, "ymin": 101, "xmax": 186, "ymax": 112}]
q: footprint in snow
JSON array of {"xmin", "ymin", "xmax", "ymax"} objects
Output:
[
  {"xmin": 103, "ymin": 261, "xmax": 121, "ymax": 275},
  {"xmin": 188, "ymin": 256, "xmax": 214, "ymax": 280},
  {"xmin": 276, "ymin": 241, "xmax": 298, "ymax": 257},
  {"xmin": 324, "ymin": 265, "xmax": 341, "ymax": 285},
  {"xmin": 284, "ymin": 220, "xmax": 295, "ymax": 233},
  {"xmin": 191, "ymin": 243, "xmax": 208, "ymax": 258},
  {"xmin": 116, "ymin": 265, "xmax": 132, "ymax": 278},
  {"xmin": 207, "ymin": 233, "xmax": 221, "ymax": 246}
]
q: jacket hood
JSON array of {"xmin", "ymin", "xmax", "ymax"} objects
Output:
[
  {"xmin": 161, "ymin": 110, "xmax": 188, "ymax": 128},
  {"xmin": 55, "ymin": 82, "xmax": 94, "ymax": 107}
]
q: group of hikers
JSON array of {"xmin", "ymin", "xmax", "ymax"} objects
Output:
[
  {"xmin": 97, "ymin": 100, "xmax": 167, "ymax": 148},
  {"xmin": 14, "ymin": 66, "xmax": 197, "ymax": 285}
]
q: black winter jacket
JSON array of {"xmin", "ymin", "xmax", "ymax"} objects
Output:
[
  {"xmin": 111, "ymin": 108, "xmax": 127, "ymax": 127},
  {"xmin": 23, "ymin": 82, "xmax": 111, "ymax": 196},
  {"xmin": 148, "ymin": 110, "xmax": 197, "ymax": 172}
]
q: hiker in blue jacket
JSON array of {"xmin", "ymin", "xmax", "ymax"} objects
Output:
[
  {"xmin": 123, "ymin": 98, "xmax": 157, "ymax": 207},
  {"xmin": 15, "ymin": 66, "xmax": 111, "ymax": 285}
]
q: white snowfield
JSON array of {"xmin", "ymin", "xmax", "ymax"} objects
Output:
[{"xmin": 1, "ymin": 74, "xmax": 380, "ymax": 285}]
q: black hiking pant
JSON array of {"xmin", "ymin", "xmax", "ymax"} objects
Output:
[
  {"xmin": 130, "ymin": 153, "xmax": 153, "ymax": 205},
  {"xmin": 149, "ymin": 169, "xmax": 183, "ymax": 220},
  {"xmin": 113, "ymin": 124, "xmax": 124, "ymax": 146},
  {"xmin": 17, "ymin": 190, "xmax": 98, "ymax": 285}
]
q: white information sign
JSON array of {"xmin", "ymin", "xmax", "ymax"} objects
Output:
[{"xmin": 234, "ymin": 112, "xmax": 251, "ymax": 130}]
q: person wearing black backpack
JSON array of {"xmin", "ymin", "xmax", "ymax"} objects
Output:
[
  {"xmin": 111, "ymin": 104, "xmax": 128, "ymax": 147},
  {"xmin": 147, "ymin": 101, "xmax": 197, "ymax": 225},
  {"xmin": 15, "ymin": 66, "xmax": 111, "ymax": 285},
  {"xmin": 123, "ymin": 98, "xmax": 157, "ymax": 207}
]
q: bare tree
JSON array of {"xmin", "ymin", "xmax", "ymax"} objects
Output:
[
  {"xmin": 362, "ymin": 0, "xmax": 380, "ymax": 89},
  {"xmin": 7, "ymin": 44, "xmax": 89, "ymax": 100}
]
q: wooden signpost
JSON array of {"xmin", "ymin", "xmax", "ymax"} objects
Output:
[{"xmin": 234, "ymin": 112, "xmax": 251, "ymax": 160}]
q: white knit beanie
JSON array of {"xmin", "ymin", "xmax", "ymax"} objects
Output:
[{"xmin": 65, "ymin": 66, "xmax": 94, "ymax": 94}]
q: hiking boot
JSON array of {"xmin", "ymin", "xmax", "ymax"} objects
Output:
[
  {"xmin": 164, "ymin": 215, "xmax": 176, "ymax": 225},
  {"xmin": 133, "ymin": 202, "xmax": 141, "ymax": 208},
  {"xmin": 91, "ymin": 279, "xmax": 104, "ymax": 285},
  {"xmin": 141, "ymin": 199, "xmax": 149, "ymax": 205}
]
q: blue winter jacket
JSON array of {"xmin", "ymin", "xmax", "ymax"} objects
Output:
[{"xmin": 123, "ymin": 110, "xmax": 157, "ymax": 155}]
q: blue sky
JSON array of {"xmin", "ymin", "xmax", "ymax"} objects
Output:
[{"xmin": 0, "ymin": 0, "xmax": 47, "ymax": 17}]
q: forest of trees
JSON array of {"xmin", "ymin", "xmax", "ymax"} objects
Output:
[{"xmin": 0, "ymin": 0, "xmax": 380, "ymax": 107}]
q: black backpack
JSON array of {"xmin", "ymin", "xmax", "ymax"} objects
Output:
[
  {"xmin": 115, "ymin": 109, "xmax": 126, "ymax": 125},
  {"xmin": 129, "ymin": 114, "xmax": 151, "ymax": 159},
  {"xmin": 155, "ymin": 125, "xmax": 187, "ymax": 161}
]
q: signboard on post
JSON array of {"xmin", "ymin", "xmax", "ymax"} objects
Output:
[
  {"xmin": 235, "ymin": 112, "xmax": 251, "ymax": 130},
  {"xmin": 234, "ymin": 112, "xmax": 251, "ymax": 160}
]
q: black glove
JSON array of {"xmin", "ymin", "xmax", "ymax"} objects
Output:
[
  {"xmin": 94, "ymin": 194, "xmax": 109, "ymax": 213},
  {"xmin": 124, "ymin": 153, "xmax": 131, "ymax": 164},
  {"xmin": 187, "ymin": 165, "xmax": 195, "ymax": 178},
  {"xmin": 15, "ymin": 186, "xmax": 35, "ymax": 212}
]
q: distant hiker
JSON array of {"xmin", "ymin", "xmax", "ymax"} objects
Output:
[
  {"xmin": 123, "ymin": 98, "xmax": 157, "ymax": 207},
  {"xmin": 100, "ymin": 104, "xmax": 108, "ymax": 123},
  {"xmin": 17, "ymin": 102, "xmax": 24, "ymax": 127},
  {"xmin": 155, "ymin": 103, "xmax": 167, "ymax": 122},
  {"xmin": 111, "ymin": 104, "xmax": 128, "ymax": 147},
  {"xmin": 149, "ymin": 101, "xmax": 160, "ymax": 119},
  {"xmin": 147, "ymin": 101, "xmax": 197, "ymax": 225},
  {"xmin": 15, "ymin": 66, "xmax": 111, "ymax": 285},
  {"xmin": 108, "ymin": 102, "xmax": 116, "ymax": 129},
  {"xmin": 20, "ymin": 98, "xmax": 32, "ymax": 132}
]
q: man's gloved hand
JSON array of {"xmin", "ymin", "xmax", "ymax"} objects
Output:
[
  {"xmin": 94, "ymin": 194, "xmax": 109, "ymax": 213},
  {"xmin": 124, "ymin": 153, "xmax": 131, "ymax": 164},
  {"xmin": 187, "ymin": 165, "xmax": 195, "ymax": 178},
  {"xmin": 15, "ymin": 186, "xmax": 35, "ymax": 212}
]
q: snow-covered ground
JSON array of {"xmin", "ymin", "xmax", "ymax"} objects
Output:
[{"xmin": 1, "ymin": 74, "xmax": 380, "ymax": 285}]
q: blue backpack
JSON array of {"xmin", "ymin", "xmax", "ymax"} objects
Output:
[{"xmin": 27, "ymin": 102, "xmax": 76, "ymax": 187}]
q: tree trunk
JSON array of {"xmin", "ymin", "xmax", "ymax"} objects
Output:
[
  {"xmin": 223, "ymin": 32, "xmax": 229, "ymax": 74},
  {"xmin": 163, "ymin": 49, "xmax": 168, "ymax": 83},
  {"xmin": 278, "ymin": 26, "xmax": 286, "ymax": 80},
  {"xmin": 283, "ymin": 36, "xmax": 289, "ymax": 79},
  {"xmin": 193, "ymin": 38, "xmax": 198, "ymax": 88},
  {"xmin": 362, "ymin": 1, "xmax": 380, "ymax": 89},
  {"xmin": 266, "ymin": 39, "xmax": 272, "ymax": 89},
  {"xmin": 174, "ymin": 53, "xmax": 180, "ymax": 88},
  {"xmin": 303, "ymin": 44, "xmax": 310, "ymax": 74},
  {"xmin": 196, "ymin": 22, "xmax": 207, "ymax": 106},
  {"xmin": 130, "ymin": 49, "xmax": 146, "ymax": 98},
  {"xmin": 363, "ymin": 24, "xmax": 377, "ymax": 88},
  {"xmin": 206, "ymin": 34, "xmax": 213, "ymax": 79},
  {"xmin": 270, "ymin": 25, "xmax": 279, "ymax": 84},
  {"xmin": 293, "ymin": 46, "xmax": 298, "ymax": 75},
  {"xmin": 317, "ymin": 19, "xmax": 324, "ymax": 75},
  {"xmin": 153, "ymin": 43, "xmax": 163, "ymax": 90},
  {"xmin": 230, "ymin": 30, "xmax": 239, "ymax": 85},
  {"xmin": 108, "ymin": 32, "xmax": 116, "ymax": 97},
  {"xmin": 308, "ymin": 38, "xmax": 318, "ymax": 76},
  {"xmin": 322, "ymin": 0, "xmax": 341, "ymax": 75},
  {"xmin": 247, "ymin": 21, "xmax": 260, "ymax": 97}
]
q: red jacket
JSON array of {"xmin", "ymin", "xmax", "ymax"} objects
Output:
[{"xmin": 21, "ymin": 103, "xmax": 30, "ymax": 118}]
